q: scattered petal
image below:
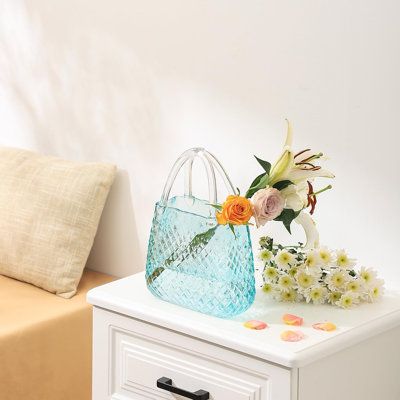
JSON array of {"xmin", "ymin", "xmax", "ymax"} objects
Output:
[
  {"xmin": 244, "ymin": 320, "xmax": 268, "ymax": 330},
  {"xmin": 312, "ymin": 322, "xmax": 336, "ymax": 332},
  {"xmin": 281, "ymin": 330, "xmax": 305, "ymax": 342},
  {"xmin": 282, "ymin": 313, "xmax": 304, "ymax": 326}
]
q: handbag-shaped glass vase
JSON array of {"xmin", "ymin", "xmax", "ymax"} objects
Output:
[{"xmin": 145, "ymin": 147, "xmax": 255, "ymax": 318}]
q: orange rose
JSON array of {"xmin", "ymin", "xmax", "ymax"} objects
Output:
[{"xmin": 216, "ymin": 195, "xmax": 253, "ymax": 225}]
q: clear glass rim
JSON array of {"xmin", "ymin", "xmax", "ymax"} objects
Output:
[{"xmin": 155, "ymin": 196, "xmax": 216, "ymax": 222}]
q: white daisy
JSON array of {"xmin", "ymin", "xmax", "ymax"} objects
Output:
[
  {"xmin": 336, "ymin": 291, "xmax": 360, "ymax": 309},
  {"xmin": 304, "ymin": 251, "xmax": 323, "ymax": 277},
  {"xmin": 295, "ymin": 271, "xmax": 316, "ymax": 289},
  {"xmin": 346, "ymin": 278, "xmax": 364, "ymax": 293},
  {"xmin": 335, "ymin": 249, "xmax": 356, "ymax": 270},
  {"xmin": 366, "ymin": 279, "xmax": 385, "ymax": 302},
  {"xmin": 325, "ymin": 270, "xmax": 348, "ymax": 291},
  {"xmin": 279, "ymin": 288, "xmax": 302, "ymax": 302},
  {"xmin": 274, "ymin": 249, "xmax": 295, "ymax": 270},
  {"xmin": 264, "ymin": 266, "xmax": 278, "ymax": 282},
  {"xmin": 259, "ymin": 249, "xmax": 273, "ymax": 263},
  {"xmin": 327, "ymin": 291, "xmax": 342, "ymax": 305},
  {"xmin": 288, "ymin": 266, "xmax": 298, "ymax": 278},
  {"xmin": 262, "ymin": 282, "xmax": 276, "ymax": 295},
  {"xmin": 305, "ymin": 250, "xmax": 321, "ymax": 268},
  {"xmin": 305, "ymin": 285, "xmax": 328, "ymax": 304},
  {"xmin": 318, "ymin": 246, "xmax": 333, "ymax": 266},
  {"xmin": 359, "ymin": 266, "xmax": 377, "ymax": 284},
  {"xmin": 278, "ymin": 274, "xmax": 294, "ymax": 293}
]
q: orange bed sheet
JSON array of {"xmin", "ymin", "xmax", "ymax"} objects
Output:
[{"xmin": 0, "ymin": 268, "xmax": 115, "ymax": 400}]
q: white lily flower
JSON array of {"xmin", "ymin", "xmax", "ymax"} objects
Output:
[
  {"xmin": 268, "ymin": 120, "xmax": 335, "ymax": 185},
  {"xmin": 281, "ymin": 182, "xmax": 308, "ymax": 212}
]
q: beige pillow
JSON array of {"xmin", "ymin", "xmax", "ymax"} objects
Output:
[{"xmin": 0, "ymin": 148, "xmax": 116, "ymax": 298}]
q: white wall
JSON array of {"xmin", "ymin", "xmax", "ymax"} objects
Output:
[{"xmin": 0, "ymin": 0, "xmax": 399, "ymax": 287}]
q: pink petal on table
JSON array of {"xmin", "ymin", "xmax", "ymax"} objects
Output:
[
  {"xmin": 312, "ymin": 322, "xmax": 337, "ymax": 332},
  {"xmin": 243, "ymin": 320, "xmax": 268, "ymax": 330},
  {"xmin": 280, "ymin": 330, "xmax": 305, "ymax": 342},
  {"xmin": 282, "ymin": 313, "xmax": 304, "ymax": 326}
]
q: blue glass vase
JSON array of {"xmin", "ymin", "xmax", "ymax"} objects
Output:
[{"xmin": 145, "ymin": 148, "xmax": 255, "ymax": 318}]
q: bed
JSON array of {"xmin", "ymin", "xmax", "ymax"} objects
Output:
[{"xmin": 0, "ymin": 269, "xmax": 115, "ymax": 400}]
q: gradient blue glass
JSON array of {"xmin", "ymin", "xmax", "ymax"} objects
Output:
[{"xmin": 146, "ymin": 196, "xmax": 255, "ymax": 318}]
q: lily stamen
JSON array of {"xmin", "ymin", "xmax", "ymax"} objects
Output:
[
  {"xmin": 294, "ymin": 148, "xmax": 311, "ymax": 159},
  {"xmin": 300, "ymin": 152, "xmax": 324, "ymax": 164},
  {"xmin": 310, "ymin": 184, "xmax": 333, "ymax": 196},
  {"xmin": 298, "ymin": 164, "xmax": 322, "ymax": 171}
]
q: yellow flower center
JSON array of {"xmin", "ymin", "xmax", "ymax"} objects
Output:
[
  {"xmin": 362, "ymin": 272, "xmax": 371, "ymax": 283},
  {"xmin": 330, "ymin": 292, "xmax": 341, "ymax": 301},
  {"xmin": 344, "ymin": 297, "xmax": 352, "ymax": 306},
  {"xmin": 320, "ymin": 252, "xmax": 330, "ymax": 262},
  {"xmin": 279, "ymin": 276, "xmax": 291, "ymax": 287},
  {"xmin": 263, "ymin": 284, "xmax": 273, "ymax": 293},
  {"xmin": 265, "ymin": 268, "xmax": 277, "ymax": 279},
  {"xmin": 333, "ymin": 274, "xmax": 344, "ymax": 286},
  {"xmin": 306, "ymin": 256, "xmax": 315, "ymax": 267},
  {"xmin": 297, "ymin": 273, "xmax": 314, "ymax": 288},
  {"xmin": 338, "ymin": 255, "xmax": 348, "ymax": 266},
  {"xmin": 348, "ymin": 282, "xmax": 359, "ymax": 291},
  {"xmin": 279, "ymin": 253, "xmax": 290, "ymax": 263},
  {"xmin": 311, "ymin": 290, "xmax": 322, "ymax": 299},
  {"xmin": 282, "ymin": 290, "xmax": 295, "ymax": 301},
  {"xmin": 260, "ymin": 250, "xmax": 272, "ymax": 261}
]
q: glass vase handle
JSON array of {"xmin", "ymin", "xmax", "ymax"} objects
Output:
[{"xmin": 160, "ymin": 147, "xmax": 237, "ymax": 206}]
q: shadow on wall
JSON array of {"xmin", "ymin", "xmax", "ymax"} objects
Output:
[
  {"xmin": 88, "ymin": 170, "xmax": 142, "ymax": 277},
  {"xmin": 0, "ymin": 0, "xmax": 162, "ymax": 276}
]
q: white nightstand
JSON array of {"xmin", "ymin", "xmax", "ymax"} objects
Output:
[{"xmin": 87, "ymin": 272, "xmax": 400, "ymax": 400}]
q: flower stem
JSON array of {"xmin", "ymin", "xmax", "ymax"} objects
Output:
[{"xmin": 146, "ymin": 225, "xmax": 218, "ymax": 285}]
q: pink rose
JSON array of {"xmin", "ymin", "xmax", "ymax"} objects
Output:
[{"xmin": 252, "ymin": 188, "xmax": 285, "ymax": 227}]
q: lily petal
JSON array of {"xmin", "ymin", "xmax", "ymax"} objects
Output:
[
  {"xmin": 269, "ymin": 150, "xmax": 295, "ymax": 185},
  {"xmin": 286, "ymin": 168, "xmax": 335, "ymax": 184},
  {"xmin": 295, "ymin": 212, "xmax": 320, "ymax": 250},
  {"xmin": 284, "ymin": 192, "xmax": 305, "ymax": 212},
  {"xmin": 284, "ymin": 119, "xmax": 293, "ymax": 148}
]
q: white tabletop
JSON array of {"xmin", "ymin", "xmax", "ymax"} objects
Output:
[{"xmin": 87, "ymin": 272, "xmax": 400, "ymax": 368}]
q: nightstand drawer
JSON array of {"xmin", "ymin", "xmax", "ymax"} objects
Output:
[{"xmin": 92, "ymin": 307, "xmax": 293, "ymax": 400}]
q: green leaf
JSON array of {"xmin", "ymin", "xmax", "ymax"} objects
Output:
[
  {"xmin": 274, "ymin": 208, "xmax": 301, "ymax": 234},
  {"xmin": 273, "ymin": 180, "xmax": 293, "ymax": 191},
  {"xmin": 209, "ymin": 203, "xmax": 222, "ymax": 211},
  {"xmin": 254, "ymin": 156, "xmax": 271, "ymax": 174},
  {"xmin": 247, "ymin": 173, "xmax": 265, "ymax": 191},
  {"xmin": 245, "ymin": 173, "xmax": 269, "ymax": 198},
  {"xmin": 229, "ymin": 223, "xmax": 236, "ymax": 238}
]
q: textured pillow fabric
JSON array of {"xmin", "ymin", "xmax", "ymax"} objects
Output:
[{"xmin": 0, "ymin": 148, "xmax": 116, "ymax": 298}]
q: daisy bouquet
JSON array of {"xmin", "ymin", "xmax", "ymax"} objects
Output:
[{"xmin": 259, "ymin": 236, "xmax": 384, "ymax": 308}]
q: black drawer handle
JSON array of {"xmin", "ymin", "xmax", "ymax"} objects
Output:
[{"xmin": 157, "ymin": 377, "xmax": 209, "ymax": 400}]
